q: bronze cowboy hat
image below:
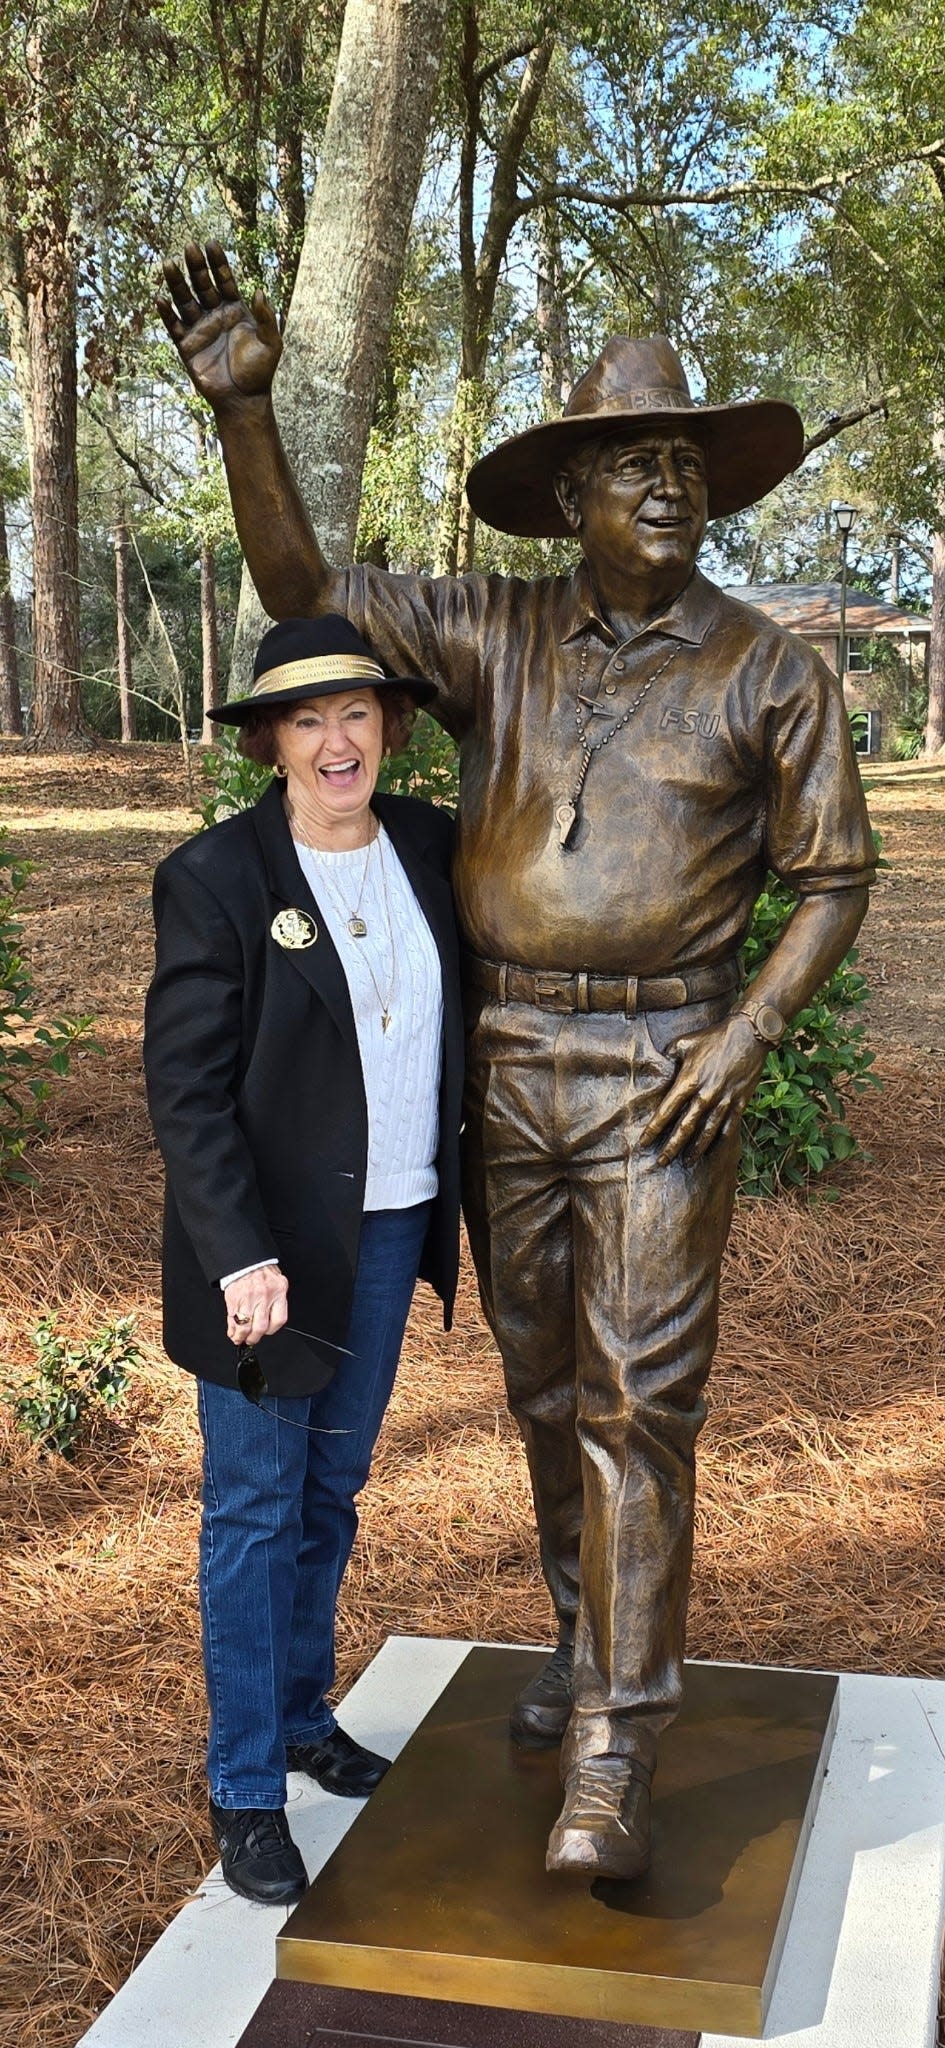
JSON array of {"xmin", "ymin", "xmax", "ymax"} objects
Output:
[
  {"xmin": 209, "ymin": 614, "xmax": 436, "ymax": 723},
  {"xmin": 464, "ymin": 335, "xmax": 805, "ymax": 538}
]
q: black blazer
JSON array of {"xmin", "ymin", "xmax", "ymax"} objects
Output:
[{"xmin": 144, "ymin": 780, "xmax": 463, "ymax": 1396}]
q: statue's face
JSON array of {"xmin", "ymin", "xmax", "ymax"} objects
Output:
[{"xmin": 559, "ymin": 427, "xmax": 709, "ymax": 585}]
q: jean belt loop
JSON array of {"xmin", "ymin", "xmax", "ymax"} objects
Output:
[
  {"xmin": 576, "ymin": 971, "xmax": 590, "ymax": 1013},
  {"xmin": 497, "ymin": 960, "xmax": 508, "ymax": 1005},
  {"xmin": 624, "ymin": 975, "xmax": 639, "ymax": 1018}
]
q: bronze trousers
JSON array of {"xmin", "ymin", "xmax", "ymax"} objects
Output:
[{"xmin": 461, "ymin": 995, "xmax": 741, "ymax": 1773}]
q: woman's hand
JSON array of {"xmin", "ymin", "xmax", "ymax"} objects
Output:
[
  {"xmin": 156, "ymin": 240, "xmax": 282, "ymax": 411},
  {"xmin": 224, "ymin": 1266, "xmax": 289, "ymax": 1346}
]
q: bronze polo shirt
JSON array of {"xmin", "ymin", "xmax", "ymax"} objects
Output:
[{"xmin": 333, "ymin": 559, "xmax": 876, "ymax": 976}]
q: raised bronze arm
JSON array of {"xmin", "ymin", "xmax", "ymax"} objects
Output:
[{"xmin": 157, "ymin": 241, "xmax": 331, "ymax": 617}]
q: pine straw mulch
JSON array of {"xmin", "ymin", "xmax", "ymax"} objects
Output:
[{"xmin": 2, "ymin": 745, "xmax": 945, "ymax": 2048}]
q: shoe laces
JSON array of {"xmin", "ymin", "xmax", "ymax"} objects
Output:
[
  {"xmin": 533, "ymin": 1641, "xmax": 573, "ymax": 1695},
  {"xmin": 569, "ymin": 1757, "xmax": 646, "ymax": 1827},
  {"xmin": 233, "ymin": 1808, "xmax": 290, "ymax": 1857}
]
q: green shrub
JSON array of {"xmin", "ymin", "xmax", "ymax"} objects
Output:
[
  {"xmin": 0, "ymin": 832, "xmax": 97, "ymax": 1183},
  {"xmin": 199, "ymin": 729, "xmax": 272, "ymax": 825},
  {"xmin": 739, "ymin": 873, "xmax": 879, "ymax": 1197},
  {"xmin": 8, "ymin": 1313, "xmax": 140, "ymax": 1458},
  {"xmin": 378, "ymin": 711, "xmax": 459, "ymax": 805},
  {"xmin": 892, "ymin": 690, "xmax": 927, "ymax": 761}
]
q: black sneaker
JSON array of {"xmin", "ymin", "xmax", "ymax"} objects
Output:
[
  {"xmin": 286, "ymin": 1725, "xmax": 390, "ymax": 1797},
  {"xmin": 209, "ymin": 1799, "xmax": 307, "ymax": 1905},
  {"xmin": 509, "ymin": 1640, "xmax": 574, "ymax": 1748}
]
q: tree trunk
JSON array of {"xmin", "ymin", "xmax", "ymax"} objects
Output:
[
  {"xmin": 26, "ymin": 195, "xmax": 83, "ymax": 745},
  {"xmin": 193, "ymin": 416, "xmax": 221, "ymax": 741},
  {"xmin": 435, "ymin": 374, "xmax": 488, "ymax": 575},
  {"xmin": 432, "ymin": 22, "xmax": 556, "ymax": 578},
  {"xmin": 536, "ymin": 204, "xmax": 574, "ymax": 415},
  {"xmin": 0, "ymin": 493, "xmax": 23, "ymax": 734},
  {"xmin": 924, "ymin": 417, "xmax": 945, "ymax": 754},
  {"xmin": 231, "ymin": 0, "xmax": 449, "ymax": 687},
  {"xmin": 114, "ymin": 514, "xmax": 135, "ymax": 742},
  {"xmin": 200, "ymin": 539, "xmax": 221, "ymax": 744},
  {"xmin": 276, "ymin": 15, "xmax": 307, "ymax": 316},
  {"xmin": 0, "ymin": 230, "xmax": 33, "ymax": 482}
]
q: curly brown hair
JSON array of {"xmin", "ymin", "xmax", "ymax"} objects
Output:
[{"xmin": 237, "ymin": 688, "xmax": 418, "ymax": 768}]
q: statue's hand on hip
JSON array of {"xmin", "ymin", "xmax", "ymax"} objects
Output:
[
  {"xmin": 641, "ymin": 1013, "xmax": 766, "ymax": 1165},
  {"xmin": 156, "ymin": 239, "xmax": 282, "ymax": 411}
]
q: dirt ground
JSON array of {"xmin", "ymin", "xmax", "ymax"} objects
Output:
[{"xmin": 2, "ymin": 744, "xmax": 945, "ymax": 2048}]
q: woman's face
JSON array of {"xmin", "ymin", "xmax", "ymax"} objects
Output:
[{"xmin": 275, "ymin": 687, "xmax": 385, "ymax": 825}]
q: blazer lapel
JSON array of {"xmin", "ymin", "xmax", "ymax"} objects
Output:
[{"xmin": 250, "ymin": 780, "xmax": 355, "ymax": 1038}]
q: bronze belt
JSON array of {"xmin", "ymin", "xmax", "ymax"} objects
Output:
[{"xmin": 464, "ymin": 953, "xmax": 741, "ymax": 1017}]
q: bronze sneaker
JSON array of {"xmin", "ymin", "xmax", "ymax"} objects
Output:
[
  {"xmin": 509, "ymin": 1640, "xmax": 574, "ymax": 1748},
  {"xmin": 545, "ymin": 1754, "xmax": 652, "ymax": 1879}
]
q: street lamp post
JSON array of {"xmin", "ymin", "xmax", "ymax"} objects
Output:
[{"xmin": 833, "ymin": 500, "xmax": 858, "ymax": 681}]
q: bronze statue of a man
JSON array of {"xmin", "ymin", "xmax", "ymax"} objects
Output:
[{"xmin": 159, "ymin": 243, "xmax": 875, "ymax": 1882}]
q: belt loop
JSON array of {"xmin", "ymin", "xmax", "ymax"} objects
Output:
[
  {"xmin": 624, "ymin": 975, "xmax": 639, "ymax": 1018},
  {"xmin": 497, "ymin": 960, "xmax": 508, "ymax": 1005},
  {"xmin": 576, "ymin": 971, "xmax": 589, "ymax": 1013}
]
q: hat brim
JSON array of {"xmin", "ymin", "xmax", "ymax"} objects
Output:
[
  {"xmin": 465, "ymin": 399, "xmax": 805, "ymax": 536},
  {"xmin": 209, "ymin": 670, "xmax": 437, "ymax": 725}
]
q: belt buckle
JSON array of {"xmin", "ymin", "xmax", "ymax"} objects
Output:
[{"xmin": 533, "ymin": 971, "xmax": 575, "ymax": 1013}]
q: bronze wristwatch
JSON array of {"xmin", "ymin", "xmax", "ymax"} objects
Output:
[{"xmin": 735, "ymin": 999, "xmax": 787, "ymax": 1047}]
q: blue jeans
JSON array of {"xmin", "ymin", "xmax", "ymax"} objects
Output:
[{"xmin": 196, "ymin": 1202, "xmax": 431, "ymax": 1809}]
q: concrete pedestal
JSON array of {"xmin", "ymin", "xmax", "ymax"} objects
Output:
[{"xmin": 75, "ymin": 1639, "xmax": 945, "ymax": 2048}]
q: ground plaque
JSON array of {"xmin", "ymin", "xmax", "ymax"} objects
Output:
[{"xmin": 277, "ymin": 1647, "xmax": 839, "ymax": 2039}]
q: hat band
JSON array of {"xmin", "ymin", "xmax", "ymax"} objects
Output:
[
  {"xmin": 252, "ymin": 653, "xmax": 387, "ymax": 697},
  {"xmin": 567, "ymin": 386, "xmax": 692, "ymax": 418}
]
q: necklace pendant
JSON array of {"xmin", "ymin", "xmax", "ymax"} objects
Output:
[
  {"xmin": 348, "ymin": 915, "xmax": 368, "ymax": 938},
  {"xmin": 555, "ymin": 799, "xmax": 578, "ymax": 849},
  {"xmin": 381, "ymin": 1010, "xmax": 392, "ymax": 1034}
]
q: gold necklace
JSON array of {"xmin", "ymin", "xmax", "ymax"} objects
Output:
[
  {"xmin": 304, "ymin": 823, "xmax": 397, "ymax": 1034},
  {"xmin": 289, "ymin": 806, "xmax": 376, "ymax": 937},
  {"xmin": 360, "ymin": 829, "xmax": 396, "ymax": 1034}
]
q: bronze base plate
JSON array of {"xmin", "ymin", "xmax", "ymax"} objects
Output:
[
  {"xmin": 278, "ymin": 1649, "xmax": 838, "ymax": 2039},
  {"xmin": 235, "ymin": 1978, "xmax": 699, "ymax": 2046}
]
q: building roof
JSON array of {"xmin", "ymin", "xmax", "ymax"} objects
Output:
[{"xmin": 724, "ymin": 583, "xmax": 930, "ymax": 638}]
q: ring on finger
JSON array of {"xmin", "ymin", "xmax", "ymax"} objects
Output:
[{"xmin": 233, "ymin": 1311, "xmax": 252, "ymax": 1326}]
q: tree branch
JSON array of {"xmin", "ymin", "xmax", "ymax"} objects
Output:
[
  {"xmin": 509, "ymin": 138, "xmax": 945, "ymax": 226},
  {"xmin": 474, "ymin": 31, "xmax": 556, "ymax": 335},
  {"xmin": 86, "ymin": 405, "xmax": 168, "ymax": 504},
  {"xmin": 889, "ymin": 525, "xmax": 933, "ymax": 572},
  {"xmin": 832, "ymin": 203, "xmax": 942, "ymax": 346},
  {"xmin": 802, "ymin": 389, "xmax": 899, "ymax": 460},
  {"xmin": 474, "ymin": 37, "xmax": 542, "ymax": 89}
]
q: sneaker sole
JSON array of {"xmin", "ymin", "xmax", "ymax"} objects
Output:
[{"xmin": 218, "ymin": 1868, "xmax": 307, "ymax": 1906}]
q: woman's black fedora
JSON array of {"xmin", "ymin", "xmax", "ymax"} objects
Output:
[{"xmin": 209, "ymin": 615, "xmax": 436, "ymax": 724}]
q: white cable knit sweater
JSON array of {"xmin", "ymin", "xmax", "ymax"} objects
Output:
[{"xmin": 295, "ymin": 826, "xmax": 443, "ymax": 1210}]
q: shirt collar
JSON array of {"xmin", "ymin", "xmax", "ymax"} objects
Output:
[{"xmin": 560, "ymin": 560, "xmax": 720, "ymax": 648}]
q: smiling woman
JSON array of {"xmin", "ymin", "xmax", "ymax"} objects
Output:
[
  {"xmin": 239, "ymin": 679, "xmax": 417, "ymax": 835},
  {"xmin": 143, "ymin": 614, "xmax": 464, "ymax": 1906}
]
